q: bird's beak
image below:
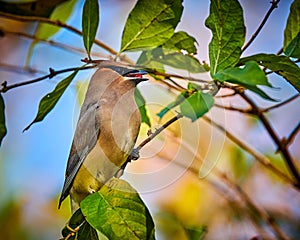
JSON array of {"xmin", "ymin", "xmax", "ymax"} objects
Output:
[{"xmin": 124, "ymin": 69, "xmax": 148, "ymax": 84}]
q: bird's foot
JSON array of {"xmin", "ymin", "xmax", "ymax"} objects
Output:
[
  {"xmin": 115, "ymin": 148, "xmax": 140, "ymax": 178},
  {"xmin": 129, "ymin": 148, "xmax": 140, "ymax": 161}
]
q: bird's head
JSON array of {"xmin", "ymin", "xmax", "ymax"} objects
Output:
[{"xmin": 97, "ymin": 61, "xmax": 148, "ymax": 85}]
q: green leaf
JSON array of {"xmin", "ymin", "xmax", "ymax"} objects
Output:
[
  {"xmin": 26, "ymin": 0, "xmax": 77, "ymax": 66},
  {"xmin": 134, "ymin": 88, "xmax": 151, "ymax": 127},
  {"xmin": 230, "ymin": 146, "xmax": 253, "ymax": 183},
  {"xmin": 205, "ymin": 0, "xmax": 245, "ymax": 75},
  {"xmin": 121, "ymin": 0, "xmax": 183, "ymax": 52},
  {"xmin": 81, "ymin": 178, "xmax": 155, "ymax": 240},
  {"xmin": 24, "ymin": 69, "xmax": 79, "ymax": 131},
  {"xmin": 155, "ymin": 212, "xmax": 207, "ymax": 240},
  {"xmin": 35, "ymin": 0, "xmax": 77, "ymax": 40},
  {"xmin": 75, "ymin": 80, "xmax": 89, "ymax": 107},
  {"xmin": 180, "ymin": 92, "xmax": 214, "ymax": 122},
  {"xmin": 214, "ymin": 61, "xmax": 275, "ymax": 100},
  {"xmin": 157, "ymin": 92, "xmax": 187, "ymax": 119},
  {"xmin": 61, "ymin": 208, "xmax": 99, "ymax": 240},
  {"xmin": 136, "ymin": 32, "xmax": 206, "ymax": 73},
  {"xmin": 162, "ymin": 31, "xmax": 198, "ymax": 54},
  {"xmin": 0, "ymin": 0, "xmax": 69, "ymax": 17},
  {"xmin": 82, "ymin": 0, "xmax": 100, "ymax": 58},
  {"xmin": 285, "ymin": 32, "xmax": 300, "ymax": 58},
  {"xmin": 240, "ymin": 54, "xmax": 300, "ymax": 92},
  {"xmin": 0, "ymin": 93, "xmax": 7, "ymax": 146},
  {"xmin": 283, "ymin": 0, "xmax": 300, "ymax": 58},
  {"xmin": 184, "ymin": 226, "xmax": 207, "ymax": 240},
  {"xmin": 154, "ymin": 52, "xmax": 206, "ymax": 73},
  {"xmin": 241, "ymin": 84, "xmax": 275, "ymax": 101},
  {"xmin": 137, "ymin": 51, "xmax": 165, "ymax": 72},
  {"xmin": 136, "ymin": 31, "xmax": 204, "ymax": 72},
  {"xmin": 214, "ymin": 61, "xmax": 271, "ymax": 86}
]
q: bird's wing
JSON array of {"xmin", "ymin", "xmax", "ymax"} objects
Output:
[{"xmin": 59, "ymin": 102, "xmax": 100, "ymax": 206}]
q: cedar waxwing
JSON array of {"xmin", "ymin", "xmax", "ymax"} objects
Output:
[{"xmin": 58, "ymin": 61, "xmax": 148, "ymax": 211}]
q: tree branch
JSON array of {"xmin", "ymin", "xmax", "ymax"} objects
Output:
[
  {"xmin": 202, "ymin": 116, "xmax": 297, "ymax": 188},
  {"xmin": 0, "ymin": 12, "xmax": 118, "ymax": 56},
  {"xmin": 239, "ymin": 92, "xmax": 300, "ymax": 187},
  {"xmin": 242, "ymin": 0, "xmax": 281, "ymax": 52},
  {"xmin": 215, "ymin": 91, "xmax": 237, "ymax": 98},
  {"xmin": 261, "ymin": 94, "xmax": 300, "ymax": 112},
  {"xmin": 120, "ymin": 113, "xmax": 184, "ymax": 171},
  {"xmin": 137, "ymin": 113, "xmax": 183, "ymax": 151},
  {"xmin": 285, "ymin": 122, "xmax": 300, "ymax": 147},
  {"xmin": 0, "ymin": 65, "xmax": 95, "ymax": 92},
  {"xmin": 1, "ymin": 28, "xmax": 109, "ymax": 59},
  {"xmin": 165, "ymin": 130, "xmax": 289, "ymax": 239},
  {"xmin": 214, "ymin": 103, "xmax": 251, "ymax": 113},
  {"xmin": 218, "ymin": 173, "xmax": 289, "ymax": 240},
  {"xmin": 0, "ymin": 62, "xmax": 46, "ymax": 75}
]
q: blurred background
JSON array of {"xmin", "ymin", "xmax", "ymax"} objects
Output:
[{"xmin": 0, "ymin": 0, "xmax": 299, "ymax": 239}]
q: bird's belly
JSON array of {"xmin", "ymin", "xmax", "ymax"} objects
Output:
[
  {"xmin": 70, "ymin": 107, "xmax": 141, "ymax": 207},
  {"xmin": 70, "ymin": 128, "xmax": 135, "ymax": 204},
  {"xmin": 70, "ymin": 142, "xmax": 122, "ymax": 200}
]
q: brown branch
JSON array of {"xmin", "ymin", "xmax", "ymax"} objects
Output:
[
  {"xmin": 167, "ymin": 78, "xmax": 186, "ymax": 91},
  {"xmin": 239, "ymin": 92, "xmax": 300, "ymax": 188},
  {"xmin": 285, "ymin": 122, "xmax": 300, "ymax": 147},
  {"xmin": 0, "ymin": 65, "xmax": 95, "ymax": 93},
  {"xmin": 219, "ymin": 173, "xmax": 290, "ymax": 240},
  {"xmin": 261, "ymin": 94, "xmax": 300, "ymax": 112},
  {"xmin": 202, "ymin": 116, "xmax": 297, "ymax": 188},
  {"xmin": 149, "ymin": 70, "xmax": 209, "ymax": 83},
  {"xmin": 215, "ymin": 91, "xmax": 237, "ymax": 98},
  {"xmin": 214, "ymin": 103, "xmax": 251, "ymax": 113},
  {"xmin": 1, "ymin": 28, "xmax": 108, "ymax": 59},
  {"xmin": 166, "ymin": 130, "xmax": 288, "ymax": 239},
  {"xmin": 276, "ymin": 47, "xmax": 284, "ymax": 55},
  {"xmin": 80, "ymin": 59, "xmax": 215, "ymax": 91},
  {"xmin": 157, "ymin": 79, "xmax": 184, "ymax": 92},
  {"xmin": 0, "ymin": 62, "xmax": 46, "ymax": 75},
  {"xmin": 137, "ymin": 113, "xmax": 183, "ymax": 151},
  {"xmin": 242, "ymin": 0, "xmax": 281, "ymax": 52},
  {"xmin": 0, "ymin": 12, "xmax": 118, "ymax": 56},
  {"xmin": 119, "ymin": 113, "xmax": 184, "ymax": 172}
]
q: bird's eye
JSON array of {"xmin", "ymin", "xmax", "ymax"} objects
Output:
[{"xmin": 126, "ymin": 73, "xmax": 143, "ymax": 78}]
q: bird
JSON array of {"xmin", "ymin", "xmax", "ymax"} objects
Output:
[{"xmin": 58, "ymin": 60, "xmax": 148, "ymax": 211}]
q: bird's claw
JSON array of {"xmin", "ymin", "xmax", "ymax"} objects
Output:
[{"xmin": 129, "ymin": 148, "xmax": 140, "ymax": 161}]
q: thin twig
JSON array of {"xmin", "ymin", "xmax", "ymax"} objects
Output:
[
  {"xmin": 165, "ymin": 130, "xmax": 288, "ymax": 239},
  {"xmin": 202, "ymin": 116, "xmax": 297, "ymax": 188},
  {"xmin": 214, "ymin": 103, "xmax": 251, "ymax": 113},
  {"xmin": 0, "ymin": 65, "xmax": 95, "ymax": 92},
  {"xmin": 242, "ymin": 0, "xmax": 281, "ymax": 52},
  {"xmin": 137, "ymin": 113, "xmax": 183, "ymax": 151},
  {"xmin": 167, "ymin": 78, "xmax": 187, "ymax": 91},
  {"xmin": 158, "ymin": 79, "xmax": 184, "ymax": 92},
  {"xmin": 120, "ymin": 113, "xmax": 184, "ymax": 171},
  {"xmin": 261, "ymin": 94, "xmax": 300, "ymax": 112},
  {"xmin": 276, "ymin": 47, "xmax": 284, "ymax": 55},
  {"xmin": 0, "ymin": 12, "xmax": 118, "ymax": 55},
  {"xmin": 219, "ymin": 83, "xmax": 300, "ymax": 187},
  {"xmin": 82, "ymin": 60, "xmax": 213, "ymax": 85},
  {"xmin": 1, "ymin": 28, "xmax": 108, "ymax": 59},
  {"xmin": 149, "ymin": 70, "xmax": 209, "ymax": 83},
  {"xmin": 239, "ymin": 92, "xmax": 300, "ymax": 188},
  {"xmin": 0, "ymin": 62, "xmax": 46, "ymax": 75},
  {"xmin": 219, "ymin": 173, "xmax": 290, "ymax": 240},
  {"xmin": 215, "ymin": 91, "xmax": 237, "ymax": 98},
  {"xmin": 285, "ymin": 122, "xmax": 300, "ymax": 147}
]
